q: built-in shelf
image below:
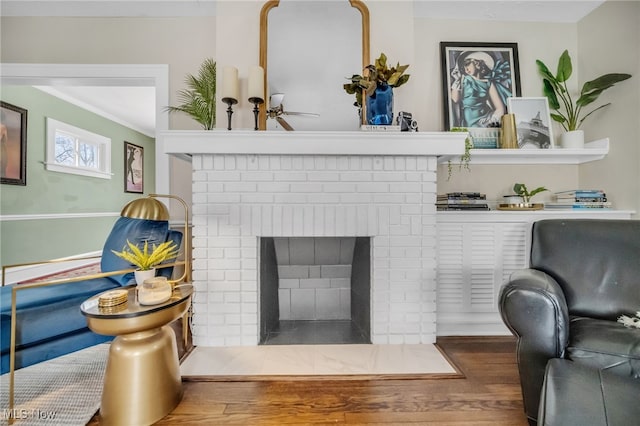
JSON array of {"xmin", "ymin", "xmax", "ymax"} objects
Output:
[{"xmin": 437, "ymin": 138, "xmax": 609, "ymax": 165}]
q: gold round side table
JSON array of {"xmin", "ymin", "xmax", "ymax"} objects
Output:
[{"xmin": 81, "ymin": 284, "xmax": 193, "ymax": 426}]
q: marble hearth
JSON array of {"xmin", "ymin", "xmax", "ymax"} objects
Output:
[{"xmin": 161, "ymin": 131, "xmax": 465, "ymax": 347}]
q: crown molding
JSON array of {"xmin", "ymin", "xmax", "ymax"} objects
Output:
[{"xmin": 0, "ymin": 0, "xmax": 217, "ymax": 17}]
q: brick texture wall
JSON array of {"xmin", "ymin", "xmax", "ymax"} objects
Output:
[{"xmin": 190, "ymin": 154, "xmax": 439, "ymax": 346}]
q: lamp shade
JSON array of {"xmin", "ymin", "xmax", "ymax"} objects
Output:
[{"xmin": 121, "ymin": 197, "xmax": 170, "ymax": 221}]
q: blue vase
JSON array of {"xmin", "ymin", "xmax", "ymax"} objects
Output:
[{"xmin": 366, "ymin": 83, "xmax": 394, "ymax": 125}]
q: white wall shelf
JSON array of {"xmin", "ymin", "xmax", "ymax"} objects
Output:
[{"xmin": 438, "ymin": 138, "xmax": 609, "ymax": 165}]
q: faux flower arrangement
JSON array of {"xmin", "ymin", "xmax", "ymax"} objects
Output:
[
  {"xmin": 111, "ymin": 240, "xmax": 179, "ymax": 271},
  {"xmin": 343, "ymin": 53, "xmax": 410, "ymax": 107}
]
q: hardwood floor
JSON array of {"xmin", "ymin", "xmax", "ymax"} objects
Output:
[{"xmin": 154, "ymin": 336, "xmax": 528, "ymax": 425}]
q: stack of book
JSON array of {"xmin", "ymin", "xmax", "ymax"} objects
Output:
[
  {"xmin": 436, "ymin": 192, "xmax": 490, "ymax": 211},
  {"xmin": 546, "ymin": 189, "xmax": 612, "ymax": 209}
]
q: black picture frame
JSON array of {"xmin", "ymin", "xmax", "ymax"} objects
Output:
[
  {"xmin": 440, "ymin": 42, "xmax": 521, "ymax": 130},
  {"xmin": 1, "ymin": 101, "xmax": 28, "ymax": 186},
  {"xmin": 124, "ymin": 141, "xmax": 143, "ymax": 193}
]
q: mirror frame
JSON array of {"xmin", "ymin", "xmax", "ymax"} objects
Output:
[{"xmin": 258, "ymin": 0, "xmax": 370, "ymax": 130}]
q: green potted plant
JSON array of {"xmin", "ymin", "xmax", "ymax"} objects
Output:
[
  {"xmin": 447, "ymin": 127, "xmax": 472, "ymax": 180},
  {"xmin": 112, "ymin": 239, "xmax": 179, "ymax": 285},
  {"xmin": 166, "ymin": 58, "xmax": 217, "ymax": 130},
  {"xmin": 512, "ymin": 183, "xmax": 548, "ymax": 205},
  {"xmin": 536, "ymin": 50, "xmax": 631, "ymax": 148},
  {"xmin": 343, "ymin": 53, "xmax": 410, "ymax": 125}
]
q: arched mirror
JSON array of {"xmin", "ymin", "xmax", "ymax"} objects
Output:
[{"xmin": 259, "ymin": 0, "xmax": 370, "ymax": 131}]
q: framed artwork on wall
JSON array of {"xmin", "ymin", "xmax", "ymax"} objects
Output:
[
  {"xmin": 507, "ymin": 97, "xmax": 555, "ymax": 149},
  {"xmin": 124, "ymin": 141, "xmax": 143, "ymax": 193},
  {"xmin": 440, "ymin": 42, "xmax": 521, "ymax": 130},
  {"xmin": 1, "ymin": 101, "xmax": 28, "ymax": 186}
]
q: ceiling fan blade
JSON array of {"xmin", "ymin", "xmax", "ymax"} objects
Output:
[
  {"xmin": 276, "ymin": 116, "xmax": 295, "ymax": 131},
  {"xmin": 282, "ymin": 111, "xmax": 320, "ymax": 117}
]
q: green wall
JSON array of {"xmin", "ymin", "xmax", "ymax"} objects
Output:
[{"xmin": 0, "ymin": 86, "xmax": 155, "ymax": 266}]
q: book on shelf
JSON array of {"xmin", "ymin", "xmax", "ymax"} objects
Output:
[
  {"xmin": 436, "ymin": 204, "xmax": 491, "ymax": 212},
  {"xmin": 554, "ymin": 189, "xmax": 606, "ymax": 198},
  {"xmin": 436, "ymin": 198, "xmax": 488, "ymax": 205},
  {"xmin": 437, "ymin": 204, "xmax": 490, "ymax": 211},
  {"xmin": 545, "ymin": 201, "xmax": 612, "ymax": 209},
  {"xmin": 437, "ymin": 192, "xmax": 486, "ymax": 200}
]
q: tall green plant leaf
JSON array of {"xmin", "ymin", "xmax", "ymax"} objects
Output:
[
  {"xmin": 542, "ymin": 79, "xmax": 560, "ymax": 110},
  {"xmin": 536, "ymin": 60, "xmax": 557, "ymax": 86},
  {"xmin": 581, "ymin": 73, "xmax": 632, "ymax": 95},
  {"xmin": 556, "ymin": 50, "xmax": 573, "ymax": 82}
]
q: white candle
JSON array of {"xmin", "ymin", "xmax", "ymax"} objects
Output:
[
  {"xmin": 248, "ymin": 66, "xmax": 264, "ymax": 101},
  {"xmin": 221, "ymin": 66, "xmax": 239, "ymax": 101}
]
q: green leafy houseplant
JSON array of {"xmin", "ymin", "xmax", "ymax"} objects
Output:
[
  {"xmin": 447, "ymin": 127, "xmax": 472, "ymax": 180},
  {"xmin": 166, "ymin": 58, "xmax": 217, "ymax": 130},
  {"xmin": 513, "ymin": 183, "xmax": 548, "ymax": 204},
  {"xmin": 536, "ymin": 50, "xmax": 631, "ymax": 131},
  {"xmin": 343, "ymin": 53, "xmax": 410, "ymax": 107},
  {"xmin": 112, "ymin": 240, "xmax": 179, "ymax": 271}
]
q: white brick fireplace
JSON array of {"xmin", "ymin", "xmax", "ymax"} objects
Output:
[{"xmin": 161, "ymin": 131, "xmax": 465, "ymax": 347}]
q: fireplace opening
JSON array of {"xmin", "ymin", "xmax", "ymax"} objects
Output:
[{"xmin": 259, "ymin": 237, "xmax": 371, "ymax": 345}]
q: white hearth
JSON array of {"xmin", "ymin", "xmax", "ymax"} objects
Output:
[{"xmin": 161, "ymin": 130, "xmax": 465, "ymax": 346}]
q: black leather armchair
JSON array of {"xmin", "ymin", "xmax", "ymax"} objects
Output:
[{"xmin": 499, "ymin": 219, "xmax": 640, "ymax": 425}]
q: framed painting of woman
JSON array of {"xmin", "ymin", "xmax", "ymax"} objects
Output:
[
  {"xmin": 124, "ymin": 141, "xmax": 143, "ymax": 193},
  {"xmin": 440, "ymin": 42, "xmax": 521, "ymax": 130},
  {"xmin": 1, "ymin": 101, "xmax": 27, "ymax": 186}
]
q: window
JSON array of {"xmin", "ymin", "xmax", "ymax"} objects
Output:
[{"xmin": 46, "ymin": 118, "xmax": 112, "ymax": 179}]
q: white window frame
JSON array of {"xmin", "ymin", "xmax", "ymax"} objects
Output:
[{"xmin": 46, "ymin": 117, "xmax": 112, "ymax": 179}]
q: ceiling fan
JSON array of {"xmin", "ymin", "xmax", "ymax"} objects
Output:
[{"xmin": 266, "ymin": 93, "xmax": 319, "ymax": 131}]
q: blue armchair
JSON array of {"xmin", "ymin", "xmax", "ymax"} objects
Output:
[{"xmin": 1, "ymin": 194, "xmax": 190, "ymax": 408}]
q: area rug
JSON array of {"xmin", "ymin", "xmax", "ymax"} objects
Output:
[
  {"xmin": 180, "ymin": 344, "xmax": 463, "ymax": 381},
  {"xmin": 0, "ymin": 344, "xmax": 109, "ymax": 426}
]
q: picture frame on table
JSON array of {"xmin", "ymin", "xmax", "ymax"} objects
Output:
[
  {"xmin": 1, "ymin": 101, "xmax": 28, "ymax": 186},
  {"xmin": 124, "ymin": 141, "xmax": 143, "ymax": 193},
  {"xmin": 440, "ymin": 42, "xmax": 521, "ymax": 130},
  {"xmin": 507, "ymin": 97, "xmax": 555, "ymax": 149}
]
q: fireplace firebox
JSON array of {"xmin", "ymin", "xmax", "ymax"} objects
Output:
[{"xmin": 259, "ymin": 237, "xmax": 371, "ymax": 345}]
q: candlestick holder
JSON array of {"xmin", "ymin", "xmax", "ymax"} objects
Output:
[
  {"xmin": 222, "ymin": 97, "xmax": 238, "ymax": 130},
  {"xmin": 248, "ymin": 97, "xmax": 264, "ymax": 131}
]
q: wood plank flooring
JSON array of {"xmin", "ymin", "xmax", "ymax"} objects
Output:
[{"xmin": 149, "ymin": 336, "xmax": 528, "ymax": 425}]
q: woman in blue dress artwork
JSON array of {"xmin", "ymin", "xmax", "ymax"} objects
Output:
[{"xmin": 450, "ymin": 51, "xmax": 512, "ymax": 128}]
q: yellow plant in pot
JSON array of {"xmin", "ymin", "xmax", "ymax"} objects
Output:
[{"xmin": 112, "ymin": 240, "xmax": 179, "ymax": 284}]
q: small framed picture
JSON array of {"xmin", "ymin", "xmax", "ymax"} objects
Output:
[
  {"xmin": 1, "ymin": 101, "xmax": 28, "ymax": 186},
  {"xmin": 124, "ymin": 141, "xmax": 143, "ymax": 193},
  {"xmin": 440, "ymin": 42, "xmax": 521, "ymax": 130},
  {"xmin": 507, "ymin": 97, "xmax": 554, "ymax": 149}
]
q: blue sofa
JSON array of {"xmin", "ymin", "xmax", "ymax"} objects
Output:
[{"xmin": 0, "ymin": 210, "xmax": 183, "ymax": 374}]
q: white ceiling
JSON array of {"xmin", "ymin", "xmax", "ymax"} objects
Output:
[
  {"xmin": 18, "ymin": 1, "xmax": 605, "ymax": 136},
  {"xmin": 35, "ymin": 86, "xmax": 157, "ymax": 137}
]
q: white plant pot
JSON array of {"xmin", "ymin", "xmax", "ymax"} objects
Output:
[
  {"xmin": 134, "ymin": 268, "xmax": 156, "ymax": 286},
  {"xmin": 560, "ymin": 130, "xmax": 585, "ymax": 149}
]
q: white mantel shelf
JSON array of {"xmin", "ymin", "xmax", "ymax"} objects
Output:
[
  {"xmin": 438, "ymin": 138, "xmax": 609, "ymax": 165},
  {"xmin": 160, "ymin": 130, "xmax": 466, "ymax": 157}
]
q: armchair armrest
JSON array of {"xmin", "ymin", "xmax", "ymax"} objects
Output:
[{"xmin": 499, "ymin": 268, "xmax": 570, "ymax": 424}]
